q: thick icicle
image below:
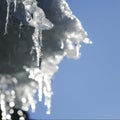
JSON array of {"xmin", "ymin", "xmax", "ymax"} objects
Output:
[{"xmin": 1, "ymin": 93, "xmax": 6, "ymax": 120}]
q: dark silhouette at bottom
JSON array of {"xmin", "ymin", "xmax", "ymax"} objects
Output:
[{"xmin": 0, "ymin": 108, "xmax": 29, "ymax": 120}]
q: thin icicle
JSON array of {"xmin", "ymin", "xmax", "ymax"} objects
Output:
[
  {"xmin": 4, "ymin": 0, "xmax": 11, "ymax": 35},
  {"xmin": 4, "ymin": 0, "xmax": 18, "ymax": 34},
  {"xmin": 13, "ymin": 0, "xmax": 17, "ymax": 12},
  {"xmin": 19, "ymin": 22, "xmax": 23, "ymax": 38},
  {"xmin": 42, "ymin": 75, "xmax": 53, "ymax": 114},
  {"xmin": 38, "ymin": 77, "xmax": 43, "ymax": 102}
]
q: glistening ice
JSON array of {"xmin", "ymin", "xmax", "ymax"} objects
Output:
[{"xmin": 0, "ymin": 0, "xmax": 92, "ymax": 119}]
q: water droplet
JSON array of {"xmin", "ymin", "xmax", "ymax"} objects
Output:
[
  {"xmin": 6, "ymin": 114, "xmax": 11, "ymax": 119},
  {"xmin": 9, "ymin": 109, "xmax": 14, "ymax": 114},
  {"xmin": 19, "ymin": 116, "xmax": 25, "ymax": 120},
  {"xmin": 17, "ymin": 110, "xmax": 23, "ymax": 116},
  {"xmin": 9, "ymin": 101, "xmax": 15, "ymax": 107},
  {"xmin": 21, "ymin": 98, "xmax": 27, "ymax": 103}
]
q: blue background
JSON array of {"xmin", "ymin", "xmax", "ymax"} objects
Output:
[{"xmin": 29, "ymin": 0, "xmax": 120, "ymax": 119}]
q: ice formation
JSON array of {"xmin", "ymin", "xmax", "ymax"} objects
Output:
[{"xmin": 0, "ymin": 0, "xmax": 92, "ymax": 119}]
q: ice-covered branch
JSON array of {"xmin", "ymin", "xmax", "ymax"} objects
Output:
[{"xmin": 0, "ymin": 0, "xmax": 92, "ymax": 119}]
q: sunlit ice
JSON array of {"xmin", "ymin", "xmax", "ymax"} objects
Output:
[{"xmin": 0, "ymin": 0, "xmax": 92, "ymax": 119}]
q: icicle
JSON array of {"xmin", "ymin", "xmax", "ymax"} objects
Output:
[
  {"xmin": 43, "ymin": 76, "xmax": 53, "ymax": 115},
  {"xmin": 4, "ymin": 0, "xmax": 18, "ymax": 34},
  {"xmin": 23, "ymin": 67, "xmax": 53, "ymax": 114},
  {"xmin": 32, "ymin": 29, "xmax": 42, "ymax": 67},
  {"xmin": 37, "ymin": 76, "xmax": 43, "ymax": 102},
  {"xmin": 4, "ymin": 0, "xmax": 11, "ymax": 35},
  {"xmin": 19, "ymin": 22, "xmax": 23, "ymax": 38},
  {"xmin": 13, "ymin": 0, "xmax": 17, "ymax": 12},
  {"xmin": 1, "ymin": 93, "xmax": 7, "ymax": 120},
  {"xmin": 28, "ymin": 95, "xmax": 36, "ymax": 112},
  {"xmin": 22, "ymin": 0, "xmax": 53, "ymax": 67}
]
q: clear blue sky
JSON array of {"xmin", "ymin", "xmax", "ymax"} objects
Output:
[{"xmin": 29, "ymin": 0, "xmax": 120, "ymax": 119}]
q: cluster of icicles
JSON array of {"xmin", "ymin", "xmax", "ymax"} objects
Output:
[{"xmin": 0, "ymin": 0, "xmax": 92, "ymax": 119}]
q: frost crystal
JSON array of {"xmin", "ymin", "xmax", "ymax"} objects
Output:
[{"xmin": 0, "ymin": 0, "xmax": 92, "ymax": 119}]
